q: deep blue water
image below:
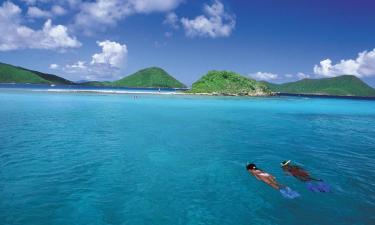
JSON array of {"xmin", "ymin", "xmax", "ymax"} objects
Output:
[{"xmin": 0, "ymin": 88, "xmax": 375, "ymax": 225}]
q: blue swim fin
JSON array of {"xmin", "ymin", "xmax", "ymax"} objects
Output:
[
  {"xmin": 279, "ymin": 187, "xmax": 300, "ymax": 199},
  {"xmin": 306, "ymin": 181, "xmax": 331, "ymax": 193},
  {"xmin": 317, "ymin": 181, "xmax": 331, "ymax": 192},
  {"xmin": 306, "ymin": 181, "xmax": 320, "ymax": 192}
]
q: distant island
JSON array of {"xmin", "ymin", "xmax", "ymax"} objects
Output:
[
  {"xmin": 263, "ymin": 75, "xmax": 375, "ymax": 97},
  {"xmin": 83, "ymin": 67, "xmax": 187, "ymax": 88},
  {"xmin": 0, "ymin": 62, "xmax": 73, "ymax": 85},
  {"xmin": 1, "ymin": 62, "xmax": 375, "ymax": 97},
  {"xmin": 0, "ymin": 62, "xmax": 186, "ymax": 89},
  {"xmin": 188, "ymin": 70, "xmax": 271, "ymax": 96}
]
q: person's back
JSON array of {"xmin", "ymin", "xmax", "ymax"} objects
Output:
[
  {"xmin": 280, "ymin": 160, "xmax": 331, "ymax": 193},
  {"xmin": 281, "ymin": 162, "xmax": 311, "ymax": 181},
  {"xmin": 246, "ymin": 163, "xmax": 300, "ymax": 199}
]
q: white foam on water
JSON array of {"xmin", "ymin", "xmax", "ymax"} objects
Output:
[{"xmin": 32, "ymin": 89, "xmax": 184, "ymax": 95}]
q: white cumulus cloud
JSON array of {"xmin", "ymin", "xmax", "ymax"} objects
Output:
[
  {"xmin": 129, "ymin": 0, "xmax": 183, "ymax": 13},
  {"xmin": 314, "ymin": 48, "xmax": 375, "ymax": 77},
  {"xmin": 249, "ymin": 72, "xmax": 278, "ymax": 81},
  {"xmin": 91, "ymin": 40, "xmax": 127, "ymax": 68},
  {"xmin": 70, "ymin": 61, "xmax": 87, "ymax": 69},
  {"xmin": 64, "ymin": 61, "xmax": 88, "ymax": 73},
  {"xmin": 74, "ymin": 0, "xmax": 183, "ymax": 34},
  {"xmin": 296, "ymin": 72, "xmax": 310, "ymax": 79},
  {"xmin": 181, "ymin": 0, "xmax": 236, "ymax": 38},
  {"xmin": 49, "ymin": 63, "xmax": 59, "ymax": 69},
  {"xmin": 250, "ymin": 71, "xmax": 311, "ymax": 82},
  {"xmin": 74, "ymin": 0, "xmax": 128, "ymax": 34},
  {"xmin": 64, "ymin": 40, "xmax": 127, "ymax": 80},
  {"xmin": 163, "ymin": 12, "xmax": 179, "ymax": 29},
  {"xmin": 0, "ymin": 1, "xmax": 81, "ymax": 51},
  {"xmin": 27, "ymin": 6, "xmax": 51, "ymax": 18},
  {"xmin": 51, "ymin": 5, "xmax": 66, "ymax": 16},
  {"xmin": 21, "ymin": 0, "xmax": 79, "ymax": 6},
  {"xmin": 21, "ymin": 0, "xmax": 45, "ymax": 5}
]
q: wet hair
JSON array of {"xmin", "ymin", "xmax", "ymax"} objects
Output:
[{"xmin": 246, "ymin": 163, "xmax": 257, "ymax": 170}]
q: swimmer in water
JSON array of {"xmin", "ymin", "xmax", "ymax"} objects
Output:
[
  {"xmin": 280, "ymin": 160, "xmax": 331, "ymax": 193},
  {"xmin": 246, "ymin": 163, "xmax": 301, "ymax": 198},
  {"xmin": 246, "ymin": 163, "xmax": 282, "ymax": 190},
  {"xmin": 280, "ymin": 160, "xmax": 320, "ymax": 182}
]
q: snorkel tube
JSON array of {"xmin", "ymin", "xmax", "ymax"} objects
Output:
[{"xmin": 280, "ymin": 160, "xmax": 291, "ymax": 167}]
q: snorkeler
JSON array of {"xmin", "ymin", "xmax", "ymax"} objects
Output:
[
  {"xmin": 246, "ymin": 163, "xmax": 300, "ymax": 199},
  {"xmin": 280, "ymin": 160, "xmax": 331, "ymax": 193}
]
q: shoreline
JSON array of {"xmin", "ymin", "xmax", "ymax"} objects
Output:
[
  {"xmin": 277, "ymin": 92, "xmax": 375, "ymax": 100},
  {"xmin": 36, "ymin": 89, "xmax": 375, "ymax": 100},
  {"xmin": 1, "ymin": 85, "xmax": 375, "ymax": 100},
  {"xmin": 39, "ymin": 89, "xmax": 186, "ymax": 95},
  {"xmin": 35, "ymin": 89, "xmax": 274, "ymax": 97}
]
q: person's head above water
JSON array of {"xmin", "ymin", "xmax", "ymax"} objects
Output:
[
  {"xmin": 280, "ymin": 160, "xmax": 291, "ymax": 167},
  {"xmin": 246, "ymin": 163, "xmax": 257, "ymax": 171}
]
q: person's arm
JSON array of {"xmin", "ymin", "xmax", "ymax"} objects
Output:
[{"xmin": 282, "ymin": 168, "xmax": 291, "ymax": 176}]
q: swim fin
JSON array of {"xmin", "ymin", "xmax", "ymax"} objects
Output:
[
  {"xmin": 279, "ymin": 187, "xmax": 300, "ymax": 199},
  {"xmin": 306, "ymin": 181, "xmax": 331, "ymax": 193},
  {"xmin": 317, "ymin": 181, "xmax": 331, "ymax": 192}
]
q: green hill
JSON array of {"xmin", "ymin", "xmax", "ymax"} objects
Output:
[
  {"xmin": 263, "ymin": 75, "xmax": 375, "ymax": 97},
  {"xmin": 110, "ymin": 67, "xmax": 186, "ymax": 88},
  {"xmin": 0, "ymin": 62, "xmax": 74, "ymax": 84},
  {"xmin": 0, "ymin": 63, "xmax": 185, "ymax": 88},
  {"xmin": 80, "ymin": 81, "xmax": 112, "ymax": 86},
  {"xmin": 0, "ymin": 63, "xmax": 50, "ymax": 84},
  {"xmin": 188, "ymin": 70, "xmax": 271, "ymax": 96},
  {"xmin": 24, "ymin": 69, "xmax": 74, "ymax": 85}
]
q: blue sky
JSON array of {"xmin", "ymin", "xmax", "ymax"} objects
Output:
[{"xmin": 1, "ymin": 0, "xmax": 375, "ymax": 86}]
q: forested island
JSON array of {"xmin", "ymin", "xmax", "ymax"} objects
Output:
[
  {"xmin": 1, "ymin": 62, "xmax": 375, "ymax": 97},
  {"xmin": 263, "ymin": 75, "xmax": 375, "ymax": 97},
  {"xmin": 0, "ymin": 62, "xmax": 73, "ymax": 85},
  {"xmin": 187, "ymin": 70, "xmax": 271, "ymax": 96},
  {"xmin": 82, "ymin": 67, "xmax": 186, "ymax": 88},
  {"xmin": 0, "ymin": 63, "xmax": 186, "ymax": 89}
]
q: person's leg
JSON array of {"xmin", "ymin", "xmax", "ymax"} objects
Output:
[
  {"xmin": 263, "ymin": 178, "xmax": 280, "ymax": 190},
  {"xmin": 268, "ymin": 177, "xmax": 282, "ymax": 189}
]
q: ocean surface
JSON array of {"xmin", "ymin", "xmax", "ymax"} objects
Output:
[{"xmin": 0, "ymin": 85, "xmax": 375, "ymax": 225}]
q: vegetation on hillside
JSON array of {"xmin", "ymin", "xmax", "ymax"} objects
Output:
[
  {"xmin": 110, "ymin": 67, "xmax": 186, "ymax": 88},
  {"xmin": 2, "ymin": 60, "xmax": 374, "ymax": 98},
  {"xmin": 24, "ymin": 69, "xmax": 74, "ymax": 85},
  {"xmin": 0, "ymin": 63, "xmax": 50, "ymax": 84},
  {"xmin": 188, "ymin": 70, "xmax": 271, "ymax": 96},
  {"xmin": 80, "ymin": 81, "xmax": 112, "ymax": 86},
  {"xmin": 263, "ymin": 75, "xmax": 375, "ymax": 97},
  {"xmin": 0, "ymin": 62, "xmax": 74, "ymax": 84}
]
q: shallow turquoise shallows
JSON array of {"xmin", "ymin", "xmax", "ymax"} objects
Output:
[{"xmin": 1, "ymin": 90, "xmax": 375, "ymax": 225}]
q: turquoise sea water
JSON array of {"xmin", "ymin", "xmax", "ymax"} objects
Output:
[{"xmin": 0, "ymin": 88, "xmax": 375, "ymax": 225}]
